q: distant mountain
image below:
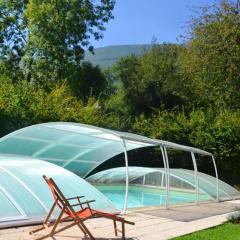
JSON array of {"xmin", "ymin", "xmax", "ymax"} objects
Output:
[{"xmin": 84, "ymin": 44, "xmax": 151, "ymax": 69}]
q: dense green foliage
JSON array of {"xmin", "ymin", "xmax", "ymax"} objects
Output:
[
  {"xmin": 132, "ymin": 109, "xmax": 240, "ymax": 185},
  {"xmin": 0, "ymin": 1, "xmax": 240, "ymax": 186},
  {"xmin": 0, "ymin": 0, "xmax": 114, "ymax": 96},
  {"xmin": 0, "ymin": 79, "xmax": 123, "ymax": 136},
  {"xmin": 109, "ymin": 44, "xmax": 184, "ymax": 114},
  {"xmin": 179, "ymin": 1, "xmax": 240, "ymax": 109},
  {"xmin": 172, "ymin": 223, "xmax": 240, "ymax": 240}
]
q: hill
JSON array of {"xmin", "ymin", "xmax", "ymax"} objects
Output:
[{"xmin": 84, "ymin": 44, "xmax": 151, "ymax": 68}]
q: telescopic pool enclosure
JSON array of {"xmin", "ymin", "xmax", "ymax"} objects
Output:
[
  {"xmin": 0, "ymin": 155, "xmax": 118, "ymax": 228},
  {"xmin": 0, "ymin": 122, "xmax": 239, "ymax": 227}
]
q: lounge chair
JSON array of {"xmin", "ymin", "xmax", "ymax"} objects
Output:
[{"xmin": 30, "ymin": 175, "xmax": 134, "ymax": 240}]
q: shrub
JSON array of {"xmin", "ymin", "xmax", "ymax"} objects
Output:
[
  {"xmin": 228, "ymin": 206, "xmax": 240, "ymax": 224},
  {"xmin": 132, "ymin": 108, "xmax": 240, "ymax": 186}
]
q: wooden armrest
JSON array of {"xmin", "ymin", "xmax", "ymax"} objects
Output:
[
  {"xmin": 67, "ymin": 196, "xmax": 84, "ymax": 201},
  {"xmin": 115, "ymin": 217, "xmax": 135, "ymax": 225},
  {"xmin": 71, "ymin": 200, "xmax": 95, "ymax": 207},
  {"xmin": 79, "ymin": 200, "xmax": 95, "ymax": 205},
  {"xmin": 123, "ymin": 219, "xmax": 135, "ymax": 225}
]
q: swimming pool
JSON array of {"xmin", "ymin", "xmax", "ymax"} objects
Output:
[{"xmin": 94, "ymin": 185, "xmax": 211, "ymax": 209}]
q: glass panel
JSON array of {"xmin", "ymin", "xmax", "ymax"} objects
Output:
[
  {"xmin": 167, "ymin": 149, "xmax": 196, "ymax": 206},
  {"xmin": 0, "ymin": 189, "xmax": 22, "ymax": 219},
  {"xmin": 218, "ymin": 179, "xmax": 240, "ymax": 199},
  {"xmin": 65, "ymin": 161, "xmax": 96, "ymax": 177},
  {"xmin": 172, "ymin": 169, "xmax": 217, "ymax": 201},
  {"xmin": 78, "ymin": 143, "xmax": 123, "ymax": 162},
  {"xmin": 37, "ymin": 145, "xmax": 87, "ymax": 160},
  {"xmin": 44, "ymin": 159, "xmax": 65, "ymax": 167},
  {"xmin": 61, "ymin": 135, "xmax": 109, "ymax": 148},
  {"xmin": 47, "ymin": 124, "xmax": 102, "ymax": 135},
  {"xmin": 126, "ymin": 141, "xmax": 152, "ymax": 151},
  {"xmin": 15, "ymin": 126, "xmax": 69, "ymax": 141},
  {"xmin": 0, "ymin": 168, "xmax": 46, "ymax": 217},
  {"xmin": 0, "ymin": 138, "xmax": 48, "ymax": 156},
  {"xmin": 91, "ymin": 133, "xmax": 120, "ymax": 141}
]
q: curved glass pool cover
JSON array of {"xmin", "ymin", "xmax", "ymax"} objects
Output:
[
  {"xmin": 0, "ymin": 122, "xmax": 212, "ymax": 177},
  {"xmin": 0, "ymin": 122, "xmax": 239, "ymax": 225},
  {"xmin": 87, "ymin": 167, "xmax": 240, "ymax": 209},
  {"xmin": 0, "ymin": 155, "xmax": 117, "ymax": 228}
]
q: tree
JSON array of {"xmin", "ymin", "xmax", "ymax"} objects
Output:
[
  {"xmin": 0, "ymin": 0, "xmax": 28, "ymax": 82},
  {"xmin": 180, "ymin": 0, "xmax": 240, "ymax": 109},
  {"xmin": 68, "ymin": 61, "xmax": 107, "ymax": 102},
  {"xmin": 111, "ymin": 44, "xmax": 184, "ymax": 115},
  {"xmin": 0, "ymin": 0, "xmax": 115, "ymax": 87}
]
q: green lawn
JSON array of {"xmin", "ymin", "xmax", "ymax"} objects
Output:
[{"xmin": 172, "ymin": 223, "xmax": 240, "ymax": 240}]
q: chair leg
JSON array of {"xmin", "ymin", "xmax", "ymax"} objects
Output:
[
  {"xmin": 51, "ymin": 221, "xmax": 79, "ymax": 235},
  {"xmin": 73, "ymin": 218, "xmax": 88, "ymax": 236},
  {"xmin": 50, "ymin": 207, "xmax": 65, "ymax": 236},
  {"xmin": 113, "ymin": 220, "xmax": 118, "ymax": 236},
  {"xmin": 121, "ymin": 221, "xmax": 125, "ymax": 240},
  {"xmin": 30, "ymin": 201, "xmax": 57, "ymax": 235},
  {"xmin": 76, "ymin": 219, "xmax": 95, "ymax": 240},
  {"xmin": 55, "ymin": 215, "xmax": 94, "ymax": 240},
  {"xmin": 32, "ymin": 207, "xmax": 66, "ymax": 240},
  {"xmin": 32, "ymin": 233, "xmax": 52, "ymax": 240}
]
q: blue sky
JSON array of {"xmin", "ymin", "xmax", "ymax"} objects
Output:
[{"xmin": 93, "ymin": 0, "xmax": 217, "ymax": 48}]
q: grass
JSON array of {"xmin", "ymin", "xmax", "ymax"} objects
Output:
[{"xmin": 172, "ymin": 223, "xmax": 240, "ymax": 240}]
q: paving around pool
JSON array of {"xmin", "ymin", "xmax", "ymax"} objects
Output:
[{"xmin": 0, "ymin": 200, "xmax": 239, "ymax": 240}]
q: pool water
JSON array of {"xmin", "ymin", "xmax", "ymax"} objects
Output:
[{"xmin": 94, "ymin": 185, "xmax": 211, "ymax": 209}]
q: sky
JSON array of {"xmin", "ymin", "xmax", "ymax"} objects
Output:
[{"xmin": 92, "ymin": 0, "xmax": 218, "ymax": 48}]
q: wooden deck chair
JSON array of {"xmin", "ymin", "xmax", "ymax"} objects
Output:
[{"xmin": 30, "ymin": 175, "xmax": 134, "ymax": 240}]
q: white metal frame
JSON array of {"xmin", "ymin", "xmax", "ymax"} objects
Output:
[
  {"xmin": 191, "ymin": 152, "xmax": 199, "ymax": 204},
  {"xmin": 122, "ymin": 139, "xmax": 129, "ymax": 213},
  {"xmin": 212, "ymin": 155, "xmax": 219, "ymax": 202},
  {"xmin": 120, "ymin": 141, "xmax": 219, "ymax": 213},
  {"xmin": 160, "ymin": 146, "xmax": 168, "ymax": 208}
]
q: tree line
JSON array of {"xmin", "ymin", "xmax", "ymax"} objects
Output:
[{"xmin": 0, "ymin": 0, "xmax": 240, "ymax": 187}]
